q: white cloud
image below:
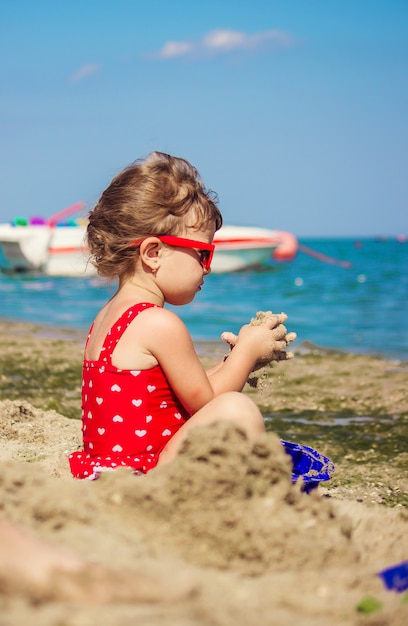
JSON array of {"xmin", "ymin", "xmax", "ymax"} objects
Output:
[
  {"xmin": 158, "ymin": 40, "xmax": 194, "ymax": 59},
  {"xmin": 70, "ymin": 63, "xmax": 101, "ymax": 83},
  {"xmin": 152, "ymin": 28, "xmax": 295, "ymax": 60},
  {"xmin": 203, "ymin": 29, "xmax": 247, "ymax": 52}
]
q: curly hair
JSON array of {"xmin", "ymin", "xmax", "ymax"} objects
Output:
[{"xmin": 86, "ymin": 152, "xmax": 222, "ymax": 279}]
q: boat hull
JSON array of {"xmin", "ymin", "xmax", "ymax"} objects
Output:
[
  {"xmin": 0, "ymin": 224, "xmax": 296, "ymax": 276},
  {"xmin": 0, "ymin": 224, "xmax": 90, "ymax": 276}
]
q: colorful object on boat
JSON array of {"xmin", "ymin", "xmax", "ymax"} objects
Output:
[
  {"xmin": 29, "ymin": 216, "xmax": 47, "ymax": 225},
  {"xmin": 377, "ymin": 561, "xmax": 408, "ymax": 592},
  {"xmin": 282, "ymin": 440, "xmax": 335, "ymax": 493},
  {"xmin": 12, "ymin": 216, "xmax": 29, "ymax": 227}
]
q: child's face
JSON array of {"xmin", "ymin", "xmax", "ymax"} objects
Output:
[{"xmin": 157, "ymin": 223, "xmax": 216, "ymax": 306}]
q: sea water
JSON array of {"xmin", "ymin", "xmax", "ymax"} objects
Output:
[{"xmin": 1, "ymin": 238, "xmax": 407, "ymax": 361}]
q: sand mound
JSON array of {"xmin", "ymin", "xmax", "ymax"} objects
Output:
[
  {"xmin": 0, "ymin": 399, "xmax": 80, "ymax": 477},
  {"xmin": 1, "ymin": 400, "xmax": 407, "ymax": 625},
  {"xmin": 93, "ymin": 423, "xmax": 354, "ymax": 575}
]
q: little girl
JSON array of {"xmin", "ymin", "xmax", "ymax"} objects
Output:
[{"xmin": 69, "ymin": 152, "xmax": 295, "ymax": 480}]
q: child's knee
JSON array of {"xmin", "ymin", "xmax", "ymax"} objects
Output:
[{"xmin": 216, "ymin": 392, "xmax": 265, "ymax": 435}]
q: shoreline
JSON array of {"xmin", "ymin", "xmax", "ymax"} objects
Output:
[{"xmin": 1, "ymin": 316, "xmax": 407, "ymax": 363}]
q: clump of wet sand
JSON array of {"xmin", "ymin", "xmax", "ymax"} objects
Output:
[{"xmin": 246, "ymin": 310, "xmax": 296, "ymax": 391}]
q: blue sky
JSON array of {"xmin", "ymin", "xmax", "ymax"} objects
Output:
[{"xmin": 1, "ymin": 0, "xmax": 407, "ymax": 237}]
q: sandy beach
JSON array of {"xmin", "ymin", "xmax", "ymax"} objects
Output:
[{"xmin": 0, "ymin": 320, "xmax": 407, "ymax": 625}]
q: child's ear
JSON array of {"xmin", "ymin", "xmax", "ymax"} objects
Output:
[{"xmin": 139, "ymin": 237, "xmax": 162, "ymax": 271}]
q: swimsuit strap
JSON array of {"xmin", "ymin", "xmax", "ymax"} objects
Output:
[
  {"xmin": 84, "ymin": 322, "xmax": 94, "ymax": 353},
  {"xmin": 99, "ymin": 303, "xmax": 159, "ymax": 365}
]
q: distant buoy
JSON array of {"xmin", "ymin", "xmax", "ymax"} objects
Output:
[{"xmin": 272, "ymin": 231, "xmax": 299, "ymax": 262}]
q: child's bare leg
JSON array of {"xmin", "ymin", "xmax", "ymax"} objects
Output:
[
  {"xmin": 157, "ymin": 391, "xmax": 265, "ymax": 467},
  {"xmin": 0, "ymin": 519, "xmax": 83, "ymax": 586},
  {"xmin": 0, "ymin": 519, "xmax": 195, "ymax": 603}
]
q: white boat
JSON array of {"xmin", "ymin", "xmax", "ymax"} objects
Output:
[
  {"xmin": 0, "ymin": 204, "xmax": 298, "ymax": 276},
  {"xmin": 212, "ymin": 225, "xmax": 298, "ymax": 272}
]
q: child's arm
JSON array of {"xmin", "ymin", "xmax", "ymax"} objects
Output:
[
  {"xmin": 144, "ymin": 308, "xmax": 219, "ymax": 414},
  {"xmin": 145, "ymin": 308, "xmax": 291, "ymax": 413}
]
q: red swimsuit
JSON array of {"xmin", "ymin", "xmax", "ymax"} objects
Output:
[{"xmin": 69, "ymin": 303, "xmax": 190, "ymax": 479}]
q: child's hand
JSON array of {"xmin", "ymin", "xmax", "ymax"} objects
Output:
[
  {"xmin": 221, "ymin": 310, "xmax": 296, "ymax": 369},
  {"xmin": 236, "ymin": 320, "xmax": 289, "ymax": 363},
  {"xmin": 220, "ymin": 330, "xmax": 238, "ymax": 351}
]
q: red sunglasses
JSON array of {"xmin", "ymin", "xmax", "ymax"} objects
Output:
[{"xmin": 131, "ymin": 235, "xmax": 215, "ymax": 271}]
